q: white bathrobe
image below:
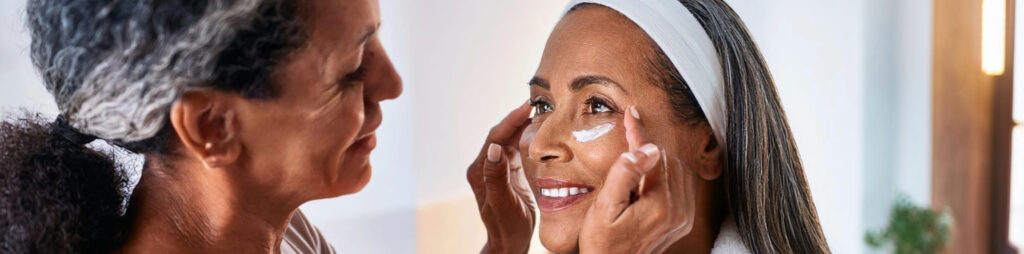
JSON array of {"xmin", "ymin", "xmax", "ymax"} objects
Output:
[{"xmin": 709, "ymin": 217, "xmax": 751, "ymax": 254}]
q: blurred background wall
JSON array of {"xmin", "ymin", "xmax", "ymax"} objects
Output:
[{"xmin": 1, "ymin": 0, "xmax": 1004, "ymax": 253}]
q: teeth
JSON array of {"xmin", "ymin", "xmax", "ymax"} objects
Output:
[{"xmin": 540, "ymin": 187, "xmax": 592, "ymax": 197}]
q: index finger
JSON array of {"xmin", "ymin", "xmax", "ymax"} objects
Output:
[
  {"xmin": 624, "ymin": 106, "xmax": 653, "ymax": 151},
  {"xmin": 487, "ymin": 100, "xmax": 532, "ymax": 146},
  {"xmin": 469, "ymin": 100, "xmax": 532, "ymax": 177}
]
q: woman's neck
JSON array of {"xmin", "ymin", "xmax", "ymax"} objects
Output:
[
  {"xmin": 662, "ymin": 179, "xmax": 728, "ymax": 253},
  {"xmin": 117, "ymin": 158, "xmax": 300, "ymax": 254}
]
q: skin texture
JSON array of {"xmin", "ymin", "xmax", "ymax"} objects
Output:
[
  {"xmin": 521, "ymin": 6, "xmax": 724, "ymax": 253},
  {"xmin": 116, "ymin": 0, "xmax": 402, "ymax": 253}
]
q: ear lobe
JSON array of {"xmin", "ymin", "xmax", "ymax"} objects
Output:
[
  {"xmin": 697, "ymin": 129, "xmax": 723, "ymax": 180},
  {"xmin": 169, "ymin": 90, "xmax": 242, "ymax": 169}
]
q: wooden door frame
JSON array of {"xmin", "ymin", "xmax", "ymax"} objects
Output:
[{"xmin": 931, "ymin": 0, "xmax": 1015, "ymax": 253}]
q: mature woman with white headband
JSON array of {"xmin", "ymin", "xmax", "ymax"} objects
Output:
[{"xmin": 467, "ymin": 0, "xmax": 831, "ymax": 253}]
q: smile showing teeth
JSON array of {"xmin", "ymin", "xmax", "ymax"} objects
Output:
[{"xmin": 540, "ymin": 187, "xmax": 591, "ymax": 197}]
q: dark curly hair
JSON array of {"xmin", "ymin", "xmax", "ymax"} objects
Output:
[
  {"xmin": 0, "ymin": 113, "xmax": 128, "ymax": 253},
  {"xmin": 1, "ymin": 0, "xmax": 307, "ymax": 252}
]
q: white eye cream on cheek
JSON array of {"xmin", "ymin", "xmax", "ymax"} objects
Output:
[{"xmin": 572, "ymin": 122, "xmax": 616, "ymax": 143}]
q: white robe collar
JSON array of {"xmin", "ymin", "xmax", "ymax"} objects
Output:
[{"xmin": 710, "ymin": 216, "xmax": 751, "ymax": 254}]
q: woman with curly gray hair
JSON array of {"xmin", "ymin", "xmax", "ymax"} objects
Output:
[{"xmin": 1, "ymin": 0, "xmax": 401, "ymax": 252}]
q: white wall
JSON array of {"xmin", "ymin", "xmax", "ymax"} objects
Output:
[{"xmin": 0, "ymin": 0, "xmax": 54, "ymax": 115}]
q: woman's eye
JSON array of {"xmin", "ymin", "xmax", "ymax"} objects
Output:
[
  {"xmin": 531, "ymin": 100, "xmax": 554, "ymax": 115},
  {"xmin": 338, "ymin": 64, "xmax": 366, "ymax": 88},
  {"xmin": 586, "ymin": 97, "xmax": 614, "ymax": 114},
  {"xmin": 590, "ymin": 101, "xmax": 611, "ymax": 113}
]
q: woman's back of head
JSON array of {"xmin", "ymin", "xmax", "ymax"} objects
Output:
[{"xmin": 2, "ymin": 0, "xmax": 305, "ymax": 252}]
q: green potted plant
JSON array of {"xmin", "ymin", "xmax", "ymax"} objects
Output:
[{"xmin": 865, "ymin": 195, "xmax": 952, "ymax": 254}]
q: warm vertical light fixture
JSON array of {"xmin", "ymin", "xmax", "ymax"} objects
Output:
[{"xmin": 982, "ymin": 0, "xmax": 1007, "ymax": 76}]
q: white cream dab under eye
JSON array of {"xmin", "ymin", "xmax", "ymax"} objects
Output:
[{"xmin": 572, "ymin": 122, "xmax": 616, "ymax": 143}]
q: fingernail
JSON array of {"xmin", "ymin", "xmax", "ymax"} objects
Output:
[
  {"xmin": 621, "ymin": 152, "xmax": 638, "ymax": 163},
  {"xmin": 639, "ymin": 143, "xmax": 659, "ymax": 156},
  {"xmin": 630, "ymin": 106, "xmax": 640, "ymax": 120},
  {"xmin": 487, "ymin": 143, "xmax": 502, "ymax": 163}
]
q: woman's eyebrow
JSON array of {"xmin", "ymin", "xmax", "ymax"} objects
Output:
[
  {"xmin": 529, "ymin": 76, "xmax": 550, "ymax": 90},
  {"xmin": 571, "ymin": 75, "xmax": 627, "ymax": 94}
]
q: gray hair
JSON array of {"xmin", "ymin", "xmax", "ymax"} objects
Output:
[
  {"xmin": 678, "ymin": 0, "xmax": 831, "ymax": 252},
  {"xmin": 27, "ymin": 0, "xmax": 303, "ymax": 143}
]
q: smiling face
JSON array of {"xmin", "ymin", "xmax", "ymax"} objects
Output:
[
  {"xmin": 521, "ymin": 5, "xmax": 716, "ymax": 253},
  {"xmin": 232, "ymin": 0, "xmax": 402, "ymax": 202}
]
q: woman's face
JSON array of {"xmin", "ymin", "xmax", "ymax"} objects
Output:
[
  {"xmin": 521, "ymin": 6, "xmax": 710, "ymax": 253},
  {"xmin": 233, "ymin": 0, "xmax": 401, "ymax": 201}
]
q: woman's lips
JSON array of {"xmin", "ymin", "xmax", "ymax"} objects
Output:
[
  {"xmin": 348, "ymin": 132, "xmax": 377, "ymax": 155},
  {"xmin": 536, "ymin": 178, "xmax": 595, "ymax": 212}
]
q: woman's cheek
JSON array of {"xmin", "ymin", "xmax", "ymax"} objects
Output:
[{"xmin": 574, "ymin": 126, "xmax": 628, "ymax": 181}]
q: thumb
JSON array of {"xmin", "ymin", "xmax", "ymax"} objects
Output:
[
  {"xmin": 592, "ymin": 147, "xmax": 661, "ymax": 223},
  {"xmin": 483, "ymin": 143, "xmax": 515, "ymax": 204}
]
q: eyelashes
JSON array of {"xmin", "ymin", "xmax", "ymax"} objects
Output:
[
  {"xmin": 529, "ymin": 95, "xmax": 620, "ymax": 118},
  {"xmin": 583, "ymin": 96, "xmax": 617, "ymax": 114},
  {"xmin": 530, "ymin": 97, "xmax": 554, "ymax": 116}
]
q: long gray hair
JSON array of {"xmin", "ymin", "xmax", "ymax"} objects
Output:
[{"xmin": 673, "ymin": 0, "xmax": 831, "ymax": 252}]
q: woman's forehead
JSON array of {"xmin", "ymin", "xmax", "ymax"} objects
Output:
[
  {"xmin": 536, "ymin": 8, "xmax": 655, "ymax": 93},
  {"xmin": 303, "ymin": 0, "xmax": 379, "ymax": 52}
]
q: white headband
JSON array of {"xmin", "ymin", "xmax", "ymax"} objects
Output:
[{"xmin": 561, "ymin": 0, "xmax": 727, "ymax": 147}]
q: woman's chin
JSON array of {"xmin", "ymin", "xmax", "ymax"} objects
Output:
[
  {"xmin": 318, "ymin": 163, "xmax": 373, "ymax": 198},
  {"xmin": 349, "ymin": 165, "xmax": 373, "ymax": 192},
  {"xmin": 330, "ymin": 145, "xmax": 375, "ymax": 195},
  {"xmin": 341, "ymin": 164, "xmax": 373, "ymax": 194},
  {"xmin": 539, "ymin": 220, "xmax": 583, "ymax": 253}
]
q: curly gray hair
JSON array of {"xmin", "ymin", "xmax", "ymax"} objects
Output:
[{"xmin": 28, "ymin": 0, "xmax": 306, "ymax": 144}]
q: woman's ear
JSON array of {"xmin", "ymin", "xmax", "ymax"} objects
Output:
[
  {"xmin": 169, "ymin": 90, "xmax": 242, "ymax": 169},
  {"xmin": 696, "ymin": 127, "xmax": 723, "ymax": 180}
]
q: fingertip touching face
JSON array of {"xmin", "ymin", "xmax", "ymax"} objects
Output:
[
  {"xmin": 221, "ymin": 0, "xmax": 402, "ymax": 203},
  {"xmin": 521, "ymin": 5, "xmax": 712, "ymax": 253}
]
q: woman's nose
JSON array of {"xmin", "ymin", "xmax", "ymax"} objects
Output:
[
  {"xmin": 527, "ymin": 120, "xmax": 573, "ymax": 164},
  {"xmin": 364, "ymin": 39, "xmax": 403, "ymax": 102}
]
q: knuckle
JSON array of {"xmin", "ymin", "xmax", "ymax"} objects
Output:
[
  {"xmin": 650, "ymin": 209, "xmax": 668, "ymax": 222},
  {"xmin": 487, "ymin": 125, "xmax": 502, "ymax": 139},
  {"xmin": 614, "ymin": 160, "xmax": 643, "ymax": 179}
]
